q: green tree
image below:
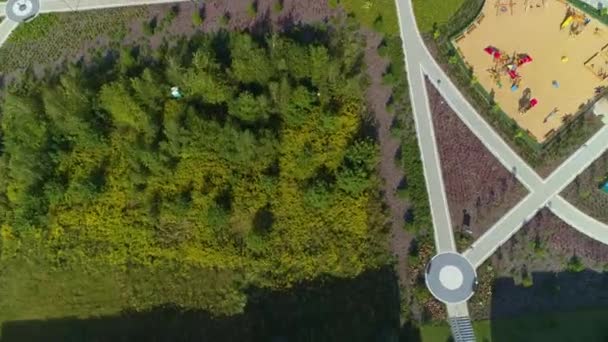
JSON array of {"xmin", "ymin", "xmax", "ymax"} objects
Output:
[
  {"xmin": 230, "ymin": 34, "xmax": 275, "ymax": 84},
  {"xmin": 228, "ymin": 92, "xmax": 270, "ymax": 123},
  {"xmin": 0, "ymin": 27, "xmax": 388, "ymax": 323}
]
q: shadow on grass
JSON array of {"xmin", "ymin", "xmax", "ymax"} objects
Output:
[
  {"xmin": 1, "ymin": 266, "xmax": 420, "ymax": 342},
  {"xmin": 489, "ymin": 270, "xmax": 608, "ymax": 342}
]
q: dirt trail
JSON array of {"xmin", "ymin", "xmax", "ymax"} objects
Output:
[{"xmin": 363, "ymin": 32, "xmax": 412, "ymax": 287}]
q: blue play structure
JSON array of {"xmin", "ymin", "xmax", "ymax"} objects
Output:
[{"xmin": 602, "ymin": 175, "xmax": 608, "ymax": 193}]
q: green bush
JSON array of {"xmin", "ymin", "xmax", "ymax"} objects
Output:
[
  {"xmin": 566, "ymin": 255, "xmax": 586, "ymax": 273},
  {"xmin": 192, "ymin": 9, "xmax": 204, "ymax": 26},
  {"xmin": 247, "ymin": 1, "xmax": 258, "ymax": 18},
  {"xmin": 220, "ymin": 12, "xmax": 230, "ymax": 26},
  {"xmin": 413, "ymin": 284, "xmax": 432, "ymax": 302},
  {"xmin": 0, "ymin": 24, "xmax": 390, "ymax": 327},
  {"xmin": 273, "ymin": 0, "xmax": 284, "ymax": 13},
  {"xmin": 142, "ymin": 17, "xmax": 157, "ymax": 36},
  {"xmin": 522, "ymin": 273, "xmax": 534, "ymax": 288},
  {"xmin": 164, "ymin": 6, "xmax": 178, "ymax": 25}
]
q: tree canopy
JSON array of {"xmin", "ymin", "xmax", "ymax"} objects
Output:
[{"xmin": 0, "ymin": 25, "xmax": 389, "ymax": 319}]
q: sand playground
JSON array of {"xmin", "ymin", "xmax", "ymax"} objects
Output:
[{"xmin": 455, "ymin": 0, "xmax": 608, "ymax": 142}]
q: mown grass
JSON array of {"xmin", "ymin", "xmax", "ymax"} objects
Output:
[
  {"xmin": 0, "ymin": 258, "xmax": 126, "ymax": 325},
  {"xmin": 412, "ymin": 0, "xmax": 465, "ymax": 33},
  {"xmin": 329, "ymin": 0, "xmax": 399, "ymax": 35},
  {"xmin": 422, "ymin": 308, "xmax": 608, "ymax": 342}
]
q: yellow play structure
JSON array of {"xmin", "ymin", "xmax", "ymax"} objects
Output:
[{"xmin": 560, "ymin": 6, "xmax": 589, "ymax": 35}]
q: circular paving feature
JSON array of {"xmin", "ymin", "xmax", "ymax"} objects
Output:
[
  {"xmin": 425, "ymin": 252, "xmax": 476, "ymax": 304},
  {"xmin": 439, "ymin": 265, "xmax": 463, "ymax": 290},
  {"xmin": 5, "ymin": 0, "xmax": 40, "ymax": 23}
]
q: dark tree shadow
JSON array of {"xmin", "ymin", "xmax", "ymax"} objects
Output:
[
  {"xmin": 249, "ymin": 9, "xmax": 273, "ymax": 44},
  {"xmin": 1, "ymin": 267, "xmax": 411, "ymax": 342},
  {"xmin": 253, "ymin": 206, "xmax": 274, "ymax": 235},
  {"xmin": 490, "ymin": 269, "xmax": 608, "ymax": 342}
]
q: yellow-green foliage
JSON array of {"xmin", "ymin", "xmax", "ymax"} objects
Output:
[
  {"xmin": 412, "ymin": 0, "xmax": 465, "ymax": 33},
  {"xmin": 0, "ymin": 27, "xmax": 388, "ymax": 322}
]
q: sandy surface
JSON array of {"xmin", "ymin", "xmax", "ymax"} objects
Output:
[{"xmin": 456, "ymin": 0, "xmax": 608, "ymax": 142}]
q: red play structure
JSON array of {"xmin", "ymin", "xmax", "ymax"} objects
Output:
[{"xmin": 484, "ymin": 46, "xmax": 533, "ymax": 88}]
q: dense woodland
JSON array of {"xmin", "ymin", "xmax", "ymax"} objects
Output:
[{"xmin": 0, "ymin": 24, "xmax": 392, "ymax": 320}]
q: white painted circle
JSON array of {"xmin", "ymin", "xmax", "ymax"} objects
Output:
[
  {"xmin": 12, "ymin": 0, "xmax": 34, "ymax": 16},
  {"xmin": 439, "ymin": 265, "xmax": 464, "ymax": 290}
]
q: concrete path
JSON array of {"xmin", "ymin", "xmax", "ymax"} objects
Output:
[
  {"xmin": 395, "ymin": 0, "xmax": 543, "ymax": 191},
  {"xmin": 0, "ymin": 0, "xmax": 607, "ymax": 335},
  {"xmin": 465, "ymin": 125, "xmax": 608, "ymax": 267},
  {"xmin": 394, "ymin": 0, "xmax": 608, "ymax": 333},
  {"xmin": 0, "ymin": 16, "xmax": 18, "ymax": 46},
  {"xmin": 0, "ymin": 0, "xmax": 193, "ymax": 53},
  {"xmin": 410, "ymin": 63, "xmax": 457, "ymax": 253},
  {"xmin": 394, "ymin": 0, "xmax": 608, "ymax": 268},
  {"xmin": 394, "ymin": 0, "xmax": 457, "ymax": 253},
  {"xmin": 426, "ymin": 252, "xmax": 476, "ymax": 303},
  {"xmin": 38, "ymin": 0, "xmax": 192, "ymax": 13},
  {"xmin": 447, "ymin": 302, "xmax": 470, "ymax": 318},
  {"xmin": 551, "ymin": 196, "xmax": 608, "ymax": 246}
]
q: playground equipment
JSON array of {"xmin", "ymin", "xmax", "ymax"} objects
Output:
[
  {"xmin": 520, "ymin": 98, "xmax": 539, "ymax": 114},
  {"xmin": 543, "ymin": 107, "xmax": 560, "ymax": 123},
  {"xmin": 530, "ymin": 98, "xmax": 538, "ymax": 107},
  {"xmin": 487, "ymin": 66, "xmax": 503, "ymax": 88},
  {"xmin": 524, "ymin": 0, "xmax": 546, "ymax": 11},
  {"xmin": 584, "ymin": 47, "xmax": 608, "ymax": 81},
  {"xmin": 170, "ymin": 86, "xmax": 183, "ymax": 99},
  {"xmin": 560, "ymin": 6, "xmax": 590, "ymax": 35},
  {"xmin": 484, "ymin": 46, "xmax": 533, "ymax": 89},
  {"xmin": 495, "ymin": 0, "xmax": 516, "ymax": 15}
]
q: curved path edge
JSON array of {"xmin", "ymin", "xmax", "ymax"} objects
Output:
[
  {"xmin": 551, "ymin": 195, "xmax": 608, "ymax": 246},
  {"xmin": 0, "ymin": 17, "xmax": 19, "ymax": 46}
]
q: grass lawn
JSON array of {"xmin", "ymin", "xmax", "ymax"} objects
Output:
[
  {"xmin": 330, "ymin": 0, "xmax": 399, "ymax": 35},
  {"xmin": 422, "ymin": 308, "xmax": 608, "ymax": 341},
  {"xmin": 412, "ymin": 0, "xmax": 465, "ymax": 33}
]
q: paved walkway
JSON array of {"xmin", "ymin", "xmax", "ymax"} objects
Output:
[
  {"xmin": 37, "ymin": 0, "xmax": 191, "ymax": 13},
  {"xmin": 551, "ymin": 196, "xmax": 608, "ymax": 246},
  {"xmin": 6, "ymin": 0, "xmax": 39, "ymax": 22},
  {"xmin": 395, "ymin": 0, "xmax": 608, "ymax": 270},
  {"xmin": 0, "ymin": 16, "xmax": 18, "ymax": 46},
  {"xmin": 0, "ymin": 1, "xmax": 192, "ymax": 51},
  {"xmin": 426, "ymin": 252, "xmax": 476, "ymax": 304},
  {"xmin": 1, "ymin": 0, "xmax": 608, "ymax": 338},
  {"xmin": 394, "ymin": 0, "xmax": 608, "ymax": 337}
]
